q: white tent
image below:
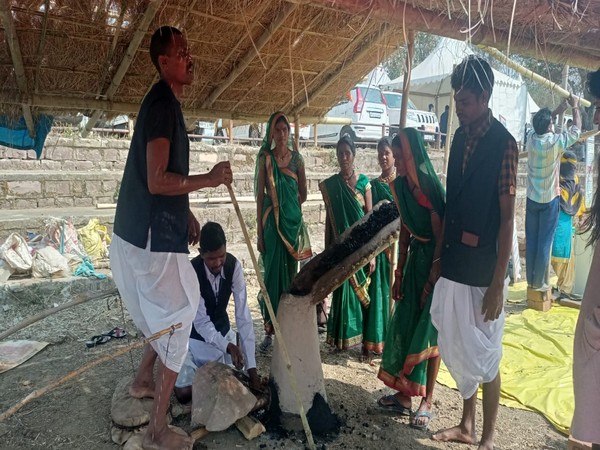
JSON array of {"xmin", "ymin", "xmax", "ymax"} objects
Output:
[{"xmin": 384, "ymin": 38, "xmax": 539, "ymax": 143}]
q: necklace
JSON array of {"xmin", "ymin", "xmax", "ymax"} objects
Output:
[
  {"xmin": 379, "ymin": 169, "xmax": 396, "ymax": 184},
  {"xmin": 274, "ymin": 149, "xmax": 289, "ymax": 161},
  {"xmin": 341, "ymin": 169, "xmax": 355, "ymax": 182}
]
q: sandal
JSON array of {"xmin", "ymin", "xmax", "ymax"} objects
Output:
[
  {"xmin": 85, "ymin": 334, "xmax": 111, "ymax": 348},
  {"xmin": 410, "ymin": 410, "xmax": 433, "ymax": 431},
  {"xmin": 377, "ymin": 395, "xmax": 412, "ymax": 416}
]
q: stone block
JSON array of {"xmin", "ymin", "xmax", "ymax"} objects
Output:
[
  {"xmin": 71, "ymin": 180, "xmax": 84, "ymax": 194},
  {"xmin": 102, "ymin": 180, "xmax": 118, "ymax": 193},
  {"xmin": 7, "ymin": 181, "xmax": 42, "ymax": 195},
  {"xmin": 46, "ymin": 146, "xmax": 73, "ymax": 161},
  {"xmin": 0, "ymin": 198, "xmax": 13, "ymax": 209},
  {"xmin": 95, "ymin": 196, "xmax": 114, "ymax": 204},
  {"xmin": 54, "ymin": 197, "xmax": 75, "ymax": 207},
  {"xmin": 118, "ymin": 150, "xmax": 129, "ymax": 161},
  {"xmin": 44, "ymin": 181, "xmax": 71, "ymax": 195},
  {"xmin": 40, "ymin": 160, "xmax": 61, "ymax": 170},
  {"xmin": 198, "ymin": 153, "xmax": 218, "ymax": 163},
  {"xmin": 103, "ymin": 148, "xmax": 119, "ymax": 162},
  {"xmin": 74, "ymin": 197, "xmax": 94, "ymax": 207},
  {"xmin": 37, "ymin": 197, "xmax": 55, "ymax": 208},
  {"xmin": 3, "ymin": 148, "xmax": 28, "ymax": 159},
  {"xmin": 61, "ymin": 161, "xmax": 77, "ymax": 171},
  {"xmin": 14, "ymin": 198, "xmax": 37, "ymax": 209},
  {"xmin": 74, "ymin": 161, "xmax": 94, "ymax": 171},
  {"xmin": 85, "ymin": 180, "xmax": 103, "ymax": 195}
]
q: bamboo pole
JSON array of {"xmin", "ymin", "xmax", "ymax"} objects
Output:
[
  {"xmin": 442, "ymin": 66, "xmax": 456, "ymax": 186},
  {"xmin": 389, "ymin": 240, "xmax": 398, "ymax": 317},
  {"xmin": 557, "ymin": 65, "xmax": 569, "ymax": 132},
  {"xmin": 226, "ymin": 184, "xmax": 316, "ymax": 450},
  {"xmin": 479, "ymin": 46, "xmax": 591, "ymax": 108},
  {"xmin": 399, "ymin": 30, "xmax": 415, "ymax": 129},
  {"xmin": 0, "ymin": 323, "xmax": 182, "ymax": 422},
  {"xmin": 0, "ymin": 289, "xmax": 119, "ymax": 342},
  {"xmin": 294, "ymin": 115, "xmax": 300, "ymax": 151}
]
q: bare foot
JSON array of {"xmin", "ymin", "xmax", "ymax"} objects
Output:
[
  {"xmin": 359, "ymin": 346, "xmax": 372, "ymax": 364},
  {"xmin": 129, "ymin": 382, "xmax": 155, "ymax": 399},
  {"xmin": 478, "ymin": 439, "xmax": 494, "ymax": 450},
  {"xmin": 142, "ymin": 426, "xmax": 193, "ymax": 450},
  {"xmin": 432, "ymin": 425, "xmax": 476, "ymax": 444}
]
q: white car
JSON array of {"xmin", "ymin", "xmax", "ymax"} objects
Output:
[
  {"xmin": 309, "ymin": 84, "xmax": 389, "ymax": 145},
  {"xmin": 382, "ymin": 91, "xmax": 440, "ymax": 143}
]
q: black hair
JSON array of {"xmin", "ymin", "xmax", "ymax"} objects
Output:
[
  {"xmin": 150, "ymin": 26, "xmax": 182, "ymax": 73},
  {"xmin": 391, "ymin": 134, "xmax": 401, "ymax": 149},
  {"xmin": 377, "ymin": 136, "xmax": 392, "ymax": 153},
  {"xmin": 444, "ymin": 105, "xmax": 449, "ymax": 110},
  {"xmin": 450, "ymin": 55, "xmax": 494, "ymax": 98},
  {"xmin": 532, "ymin": 108, "xmax": 552, "ymax": 135},
  {"xmin": 200, "ymin": 222, "xmax": 226, "ymax": 253},
  {"xmin": 587, "ymin": 69, "xmax": 600, "ymax": 99},
  {"xmin": 336, "ymin": 135, "xmax": 355, "ymax": 156},
  {"xmin": 275, "ymin": 114, "xmax": 290, "ymax": 131}
]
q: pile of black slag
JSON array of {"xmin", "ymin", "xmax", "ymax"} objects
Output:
[{"xmin": 290, "ymin": 201, "xmax": 399, "ymax": 296}]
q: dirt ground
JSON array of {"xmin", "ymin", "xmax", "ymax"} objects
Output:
[{"xmin": 0, "ymin": 277, "xmax": 568, "ymax": 450}]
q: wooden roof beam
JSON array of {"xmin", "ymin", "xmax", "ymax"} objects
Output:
[
  {"xmin": 300, "ymin": 0, "xmax": 599, "ymax": 70},
  {"xmin": 81, "ymin": 0, "xmax": 164, "ymax": 137},
  {"xmin": 290, "ymin": 26, "xmax": 392, "ymax": 116},
  {"xmin": 0, "ymin": 1, "xmax": 35, "ymax": 137},
  {"xmin": 201, "ymin": 2, "xmax": 298, "ymax": 108}
]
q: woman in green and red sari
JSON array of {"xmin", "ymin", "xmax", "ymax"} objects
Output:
[
  {"xmin": 255, "ymin": 112, "xmax": 312, "ymax": 351},
  {"xmin": 362, "ymin": 137, "xmax": 396, "ymax": 360},
  {"xmin": 377, "ymin": 128, "xmax": 445, "ymax": 431},
  {"xmin": 320, "ymin": 135, "xmax": 375, "ymax": 351}
]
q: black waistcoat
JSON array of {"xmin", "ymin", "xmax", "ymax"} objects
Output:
[
  {"xmin": 441, "ymin": 118, "xmax": 512, "ymax": 287},
  {"xmin": 190, "ymin": 253, "xmax": 237, "ymax": 341}
]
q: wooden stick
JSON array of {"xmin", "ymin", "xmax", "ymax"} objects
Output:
[
  {"xmin": 0, "ymin": 323, "xmax": 182, "ymax": 422},
  {"xmin": 0, "ymin": 288, "xmax": 119, "ymax": 341},
  {"xmin": 388, "ymin": 240, "xmax": 398, "ymax": 317},
  {"xmin": 226, "ymin": 184, "xmax": 316, "ymax": 450},
  {"xmin": 479, "ymin": 45, "xmax": 591, "ymax": 108}
]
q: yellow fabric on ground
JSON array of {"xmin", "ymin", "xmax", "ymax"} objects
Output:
[{"xmin": 436, "ymin": 303, "xmax": 578, "ymax": 435}]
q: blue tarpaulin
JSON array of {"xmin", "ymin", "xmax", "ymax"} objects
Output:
[{"xmin": 0, "ymin": 114, "xmax": 53, "ymax": 159}]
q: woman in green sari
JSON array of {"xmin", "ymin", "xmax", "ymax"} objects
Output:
[
  {"xmin": 255, "ymin": 112, "xmax": 312, "ymax": 351},
  {"xmin": 377, "ymin": 129, "xmax": 445, "ymax": 431},
  {"xmin": 362, "ymin": 137, "xmax": 396, "ymax": 360},
  {"xmin": 320, "ymin": 135, "xmax": 375, "ymax": 351}
]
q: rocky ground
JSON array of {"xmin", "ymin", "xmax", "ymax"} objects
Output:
[{"xmin": 0, "ymin": 271, "xmax": 568, "ymax": 450}]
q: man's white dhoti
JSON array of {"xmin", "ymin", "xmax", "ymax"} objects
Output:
[
  {"xmin": 174, "ymin": 329, "xmax": 236, "ymax": 388},
  {"xmin": 110, "ymin": 233, "xmax": 200, "ymax": 372},
  {"xmin": 430, "ymin": 277, "xmax": 507, "ymax": 399}
]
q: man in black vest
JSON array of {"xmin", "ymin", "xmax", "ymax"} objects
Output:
[
  {"xmin": 110, "ymin": 27, "xmax": 233, "ymax": 450},
  {"xmin": 173, "ymin": 222, "xmax": 259, "ymax": 404},
  {"xmin": 429, "ymin": 56, "xmax": 518, "ymax": 450}
]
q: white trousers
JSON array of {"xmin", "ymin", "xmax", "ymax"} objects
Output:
[
  {"xmin": 110, "ymin": 233, "xmax": 199, "ymax": 372},
  {"xmin": 430, "ymin": 277, "xmax": 507, "ymax": 399}
]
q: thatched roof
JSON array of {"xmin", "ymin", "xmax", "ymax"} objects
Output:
[{"xmin": 1, "ymin": 0, "xmax": 599, "ymax": 134}]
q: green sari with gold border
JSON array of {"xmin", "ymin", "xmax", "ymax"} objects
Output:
[{"xmin": 320, "ymin": 173, "xmax": 371, "ymax": 350}]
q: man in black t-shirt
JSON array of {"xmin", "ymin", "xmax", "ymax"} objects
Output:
[{"xmin": 110, "ymin": 26, "xmax": 232, "ymax": 450}]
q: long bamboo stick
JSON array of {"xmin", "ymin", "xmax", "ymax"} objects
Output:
[
  {"xmin": 0, "ymin": 288, "xmax": 119, "ymax": 342},
  {"xmin": 226, "ymin": 184, "xmax": 316, "ymax": 450},
  {"xmin": 479, "ymin": 46, "xmax": 591, "ymax": 108},
  {"xmin": 0, "ymin": 323, "xmax": 182, "ymax": 422}
]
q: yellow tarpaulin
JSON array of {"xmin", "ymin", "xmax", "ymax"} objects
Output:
[{"xmin": 437, "ymin": 293, "xmax": 578, "ymax": 435}]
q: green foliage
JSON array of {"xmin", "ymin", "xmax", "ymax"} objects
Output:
[{"xmin": 384, "ymin": 32, "xmax": 441, "ymax": 81}]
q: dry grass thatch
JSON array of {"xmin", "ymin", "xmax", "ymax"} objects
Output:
[{"xmin": 0, "ymin": 0, "xmax": 599, "ymax": 127}]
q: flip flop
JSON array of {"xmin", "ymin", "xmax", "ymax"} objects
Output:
[
  {"xmin": 377, "ymin": 395, "xmax": 412, "ymax": 416},
  {"xmin": 85, "ymin": 334, "xmax": 111, "ymax": 348},
  {"xmin": 105, "ymin": 327, "xmax": 128, "ymax": 339},
  {"xmin": 410, "ymin": 410, "xmax": 433, "ymax": 431}
]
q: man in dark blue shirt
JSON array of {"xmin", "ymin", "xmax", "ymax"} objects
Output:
[{"xmin": 110, "ymin": 26, "xmax": 232, "ymax": 450}]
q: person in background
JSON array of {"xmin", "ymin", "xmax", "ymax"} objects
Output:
[
  {"xmin": 110, "ymin": 26, "xmax": 232, "ymax": 450},
  {"xmin": 377, "ymin": 129, "xmax": 445, "ymax": 432},
  {"xmin": 429, "ymin": 55, "xmax": 518, "ymax": 450},
  {"xmin": 571, "ymin": 68, "xmax": 600, "ymax": 450},
  {"xmin": 440, "ymin": 105, "xmax": 449, "ymax": 147},
  {"xmin": 255, "ymin": 112, "xmax": 312, "ymax": 352},
  {"xmin": 320, "ymin": 135, "xmax": 374, "ymax": 351},
  {"xmin": 428, "ymin": 104, "xmax": 435, "ymax": 113},
  {"xmin": 551, "ymin": 151, "xmax": 585, "ymax": 301},
  {"xmin": 525, "ymin": 96, "xmax": 580, "ymax": 291},
  {"xmin": 363, "ymin": 137, "xmax": 395, "ymax": 362},
  {"xmin": 173, "ymin": 222, "xmax": 260, "ymax": 404}
]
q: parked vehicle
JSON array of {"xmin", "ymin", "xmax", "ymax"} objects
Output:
[
  {"xmin": 308, "ymin": 84, "xmax": 389, "ymax": 145},
  {"xmin": 382, "ymin": 91, "xmax": 440, "ymax": 143}
]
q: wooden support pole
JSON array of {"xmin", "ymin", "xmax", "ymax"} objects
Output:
[
  {"xmin": 399, "ymin": 30, "xmax": 414, "ymax": 129},
  {"xmin": 479, "ymin": 46, "xmax": 591, "ymax": 107},
  {"xmin": 557, "ymin": 64, "xmax": 570, "ymax": 132},
  {"xmin": 442, "ymin": 69, "xmax": 456, "ymax": 186},
  {"xmin": 294, "ymin": 115, "xmax": 300, "ymax": 151},
  {"xmin": 313, "ymin": 124, "xmax": 318, "ymax": 147},
  {"xmin": 228, "ymin": 119, "xmax": 234, "ymax": 144},
  {"xmin": 226, "ymin": 184, "xmax": 316, "ymax": 450}
]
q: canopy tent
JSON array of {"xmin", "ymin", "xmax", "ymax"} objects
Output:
[{"xmin": 384, "ymin": 38, "xmax": 539, "ymax": 143}]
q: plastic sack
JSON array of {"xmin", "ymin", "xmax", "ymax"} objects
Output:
[
  {"xmin": 31, "ymin": 246, "xmax": 69, "ymax": 278},
  {"xmin": 0, "ymin": 233, "xmax": 33, "ymax": 272},
  {"xmin": 0, "ymin": 259, "xmax": 14, "ymax": 283},
  {"xmin": 77, "ymin": 218, "xmax": 111, "ymax": 260},
  {"xmin": 44, "ymin": 218, "xmax": 87, "ymax": 258}
]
